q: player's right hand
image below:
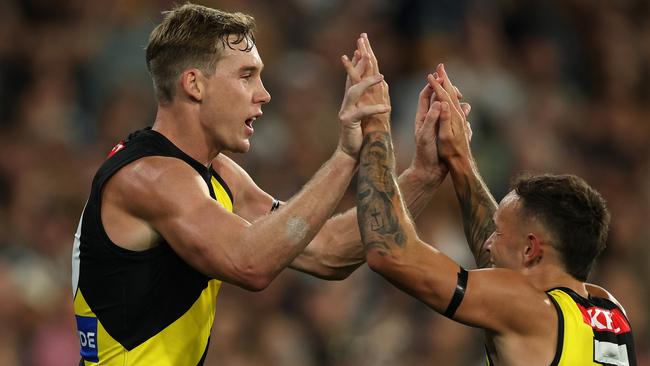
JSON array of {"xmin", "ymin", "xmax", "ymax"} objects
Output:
[{"xmin": 337, "ymin": 71, "xmax": 391, "ymax": 158}]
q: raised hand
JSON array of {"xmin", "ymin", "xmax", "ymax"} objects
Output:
[
  {"xmin": 337, "ymin": 62, "xmax": 391, "ymax": 158},
  {"xmin": 342, "ymin": 33, "xmax": 391, "ymax": 134},
  {"xmin": 410, "ymin": 68, "xmax": 473, "ymax": 181},
  {"xmin": 411, "ymin": 83, "xmax": 446, "ymax": 180},
  {"xmin": 427, "ymin": 64, "xmax": 472, "ymax": 164}
]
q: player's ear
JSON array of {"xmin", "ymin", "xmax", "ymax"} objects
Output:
[
  {"xmin": 180, "ymin": 68, "xmax": 204, "ymax": 103},
  {"xmin": 523, "ymin": 233, "xmax": 543, "ymax": 267}
]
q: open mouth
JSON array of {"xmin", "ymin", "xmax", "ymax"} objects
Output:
[
  {"xmin": 244, "ymin": 117, "xmax": 255, "ymax": 130},
  {"xmin": 245, "ymin": 113, "xmax": 262, "ymax": 133}
]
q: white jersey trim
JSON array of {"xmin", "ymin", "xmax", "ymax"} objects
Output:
[{"xmin": 72, "ymin": 202, "xmax": 86, "ymax": 297}]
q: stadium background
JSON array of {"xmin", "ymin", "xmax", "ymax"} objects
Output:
[{"xmin": 0, "ymin": 0, "xmax": 648, "ymax": 364}]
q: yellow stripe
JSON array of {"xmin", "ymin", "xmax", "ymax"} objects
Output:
[
  {"xmin": 74, "ymin": 290, "xmax": 126, "ymax": 365},
  {"xmin": 124, "ymin": 280, "xmax": 221, "ymax": 365},
  {"xmin": 211, "ymin": 176, "xmax": 233, "ymax": 212},
  {"xmin": 75, "ymin": 281, "xmax": 222, "ymax": 365},
  {"xmin": 547, "ymin": 289, "xmax": 598, "ymax": 365}
]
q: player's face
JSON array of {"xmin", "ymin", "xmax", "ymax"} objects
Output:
[
  {"xmin": 484, "ymin": 191, "xmax": 528, "ymax": 270},
  {"xmin": 199, "ymin": 41, "xmax": 271, "ymax": 153}
]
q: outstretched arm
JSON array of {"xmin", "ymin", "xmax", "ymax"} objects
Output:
[
  {"xmin": 429, "ymin": 65, "xmax": 497, "ymax": 268},
  {"xmin": 356, "ymin": 104, "xmax": 554, "ymax": 338}
]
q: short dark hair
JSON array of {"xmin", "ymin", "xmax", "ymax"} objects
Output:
[
  {"xmin": 145, "ymin": 3, "xmax": 256, "ymax": 103},
  {"xmin": 513, "ymin": 174, "xmax": 610, "ymax": 281}
]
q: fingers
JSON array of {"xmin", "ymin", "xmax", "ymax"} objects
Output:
[
  {"xmin": 438, "ymin": 101, "xmax": 452, "ymax": 135},
  {"xmin": 344, "ymin": 73, "xmax": 385, "ymax": 106},
  {"xmin": 418, "ymin": 84, "xmax": 435, "ymax": 109},
  {"xmin": 342, "ymin": 55, "xmax": 355, "ymax": 76},
  {"xmin": 356, "ymin": 36, "xmax": 373, "ymax": 76},
  {"xmin": 419, "ymin": 100, "xmax": 442, "ymax": 134},
  {"xmin": 460, "ymin": 102, "xmax": 471, "ymax": 117},
  {"xmin": 415, "ymin": 83, "xmax": 434, "ymax": 130},
  {"xmin": 361, "ymin": 33, "xmax": 380, "ymax": 74},
  {"xmin": 427, "ymin": 73, "xmax": 452, "ymax": 104},
  {"xmin": 352, "ymin": 49, "xmax": 361, "ymax": 67},
  {"xmin": 341, "ymin": 53, "xmax": 368, "ymax": 85},
  {"xmin": 354, "ymin": 53, "xmax": 369, "ymax": 81},
  {"xmin": 455, "ymin": 86, "xmax": 463, "ymax": 100},
  {"xmin": 426, "ymin": 101, "xmax": 442, "ymax": 123},
  {"xmin": 436, "ymin": 64, "xmax": 459, "ymax": 106}
]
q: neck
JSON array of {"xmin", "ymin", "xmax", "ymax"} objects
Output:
[
  {"xmin": 523, "ymin": 264, "xmax": 587, "ymax": 297},
  {"xmin": 151, "ymin": 103, "xmax": 222, "ymax": 166}
]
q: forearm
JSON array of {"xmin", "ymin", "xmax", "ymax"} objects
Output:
[
  {"xmin": 447, "ymin": 156, "xmax": 497, "ymax": 268},
  {"xmin": 289, "ymin": 209, "xmax": 364, "ymax": 279},
  {"xmin": 241, "ymin": 147, "xmax": 358, "ymax": 284},
  {"xmin": 357, "ymin": 131, "xmax": 418, "ymax": 257},
  {"xmin": 291, "ymin": 149, "xmax": 445, "ymax": 279},
  {"xmin": 357, "ymin": 131, "xmax": 470, "ymax": 315},
  {"xmin": 398, "ymin": 164, "xmax": 446, "ymax": 219}
]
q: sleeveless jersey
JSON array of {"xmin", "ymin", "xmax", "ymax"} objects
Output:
[
  {"xmin": 486, "ymin": 287, "xmax": 636, "ymax": 365},
  {"xmin": 71, "ymin": 128, "xmax": 234, "ymax": 365}
]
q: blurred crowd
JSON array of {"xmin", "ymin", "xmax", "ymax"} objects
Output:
[{"xmin": 0, "ymin": 0, "xmax": 648, "ymax": 365}]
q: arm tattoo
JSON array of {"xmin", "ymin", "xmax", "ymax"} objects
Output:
[
  {"xmin": 455, "ymin": 171, "xmax": 497, "ymax": 268},
  {"xmin": 357, "ymin": 132, "xmax": 407, "ymax": 256}
]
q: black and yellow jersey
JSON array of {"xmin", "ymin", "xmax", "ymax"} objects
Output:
[
  {"xmin": 72, "ymin": 128, "xmax": 233, "ymax": 365},
  {"xmin": 486, "ymin": 287, "xmax": 636, "ymax": 365}
]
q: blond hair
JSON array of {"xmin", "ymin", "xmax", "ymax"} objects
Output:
[{"xmin": 146, "ymin": 3, "xmax": 256, "ymax": 103}]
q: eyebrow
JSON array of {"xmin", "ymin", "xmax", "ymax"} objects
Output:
[{"xmin": 239, "ymin": 64, "xmax": 263, "ymax": 73}]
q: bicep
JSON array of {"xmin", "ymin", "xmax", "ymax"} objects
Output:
[
  {"xmin": 151, "ymin": 193, "xmax": 253, "ymax": 281},
  {"xmin": 370, "ymin": 240, "xmax": 549, "ymax": 334},
  {"xmin": 121, "ymin": 158, "xmax": 259, "ymax": 285}
]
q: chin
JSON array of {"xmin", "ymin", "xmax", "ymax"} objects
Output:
[{"xmin": 228, "ymin": 141, "xmax": 251, "ymax": 154}]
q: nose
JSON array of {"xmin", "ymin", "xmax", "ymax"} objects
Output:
[
  {"xmin": 485, "ymin": 231, "xmax": 496, "ymax": 251},
  {"xmin": 255, "ymin": 80, "xmax": 271, "ymax": 104}
]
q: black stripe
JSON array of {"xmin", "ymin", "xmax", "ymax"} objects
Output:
[
  {"xmin": 444, "ymin": 267, "xmax": 468, "ymax": 318},
  {"xmin": 547, "ymin": 293, "xmax": 564, "ymax": 366},
  {"xmin": 270, "ymin": 199, "xmax": 280, "ymax": 212},
  {"xmin": 485, "ymin": 345, "xmax": 494, "ymax": 365}
]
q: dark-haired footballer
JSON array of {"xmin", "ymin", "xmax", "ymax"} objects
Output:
[{"xmin": 356, "ymin": 62, "xmax": 636, "ymax": 365}]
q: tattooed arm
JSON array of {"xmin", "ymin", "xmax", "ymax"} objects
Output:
[
  {"xmin": 449, "ymin": 157, "xmax": 497, "ymax": 268},
  {"xmin": 356, "ymin": 107, "xmax": 552, "ymax": 340},
  {"xmin": 427, "ymin": 65, "xmax": 498, "ymax": 268},
  {"xmin": 357, "ymin": 130, "xmax": 460, "ymax": 313},
  {"xmin": 357, "ymin": 132, "xmax": 413, "ymax": 254}
]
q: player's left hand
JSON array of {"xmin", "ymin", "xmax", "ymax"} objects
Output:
[
  {"xmin": 342, "ymin": 33, "xmax": 391, "ymax": 135},
  {"xmin": 411, "ymin": 74, "xmax": 471, "ymax": 182},
  {"xmin": 337, "ymin": 63, "xmax": 391, "ymax": 158}
]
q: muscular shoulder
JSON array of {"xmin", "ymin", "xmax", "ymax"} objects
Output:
[
  {"xmin": 586, "ymin": 283, "xmax": 628, "ymax": 315},
  {"xmin": 105, "ymin": 156, "xmax": 210, "ymax": 218}
]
